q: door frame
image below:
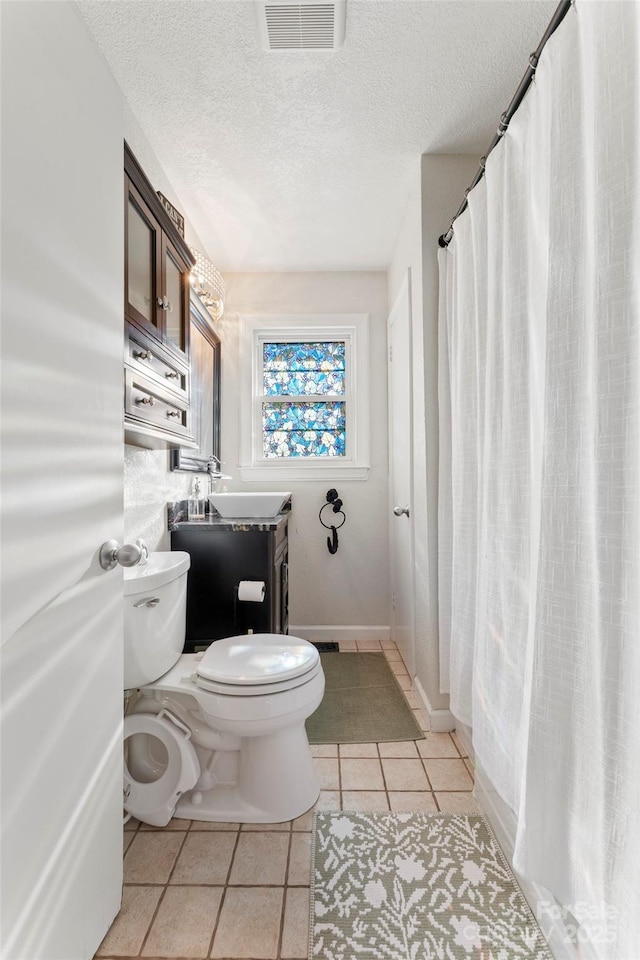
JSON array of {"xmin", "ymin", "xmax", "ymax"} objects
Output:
[{"xmin": 387, "ymin": 269, "xmax": 416, "ymax": 676}]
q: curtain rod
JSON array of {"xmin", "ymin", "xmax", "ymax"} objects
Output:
[{"xmin": 438, "ymin": 0, "xmax": 573, "ymax": 248}]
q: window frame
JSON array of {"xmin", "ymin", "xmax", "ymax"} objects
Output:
[{"xmin": 239, "ymin": 315, "xmax": 371, "ymax": 481}]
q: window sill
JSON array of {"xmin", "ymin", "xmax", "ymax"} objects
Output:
[{"xmin": 239, "ymin": 463, "xmax": 371, "ymax": 482}]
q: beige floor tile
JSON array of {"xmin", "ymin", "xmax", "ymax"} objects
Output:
[
  {"xmin": 382, "ymin": 758, "xmax": 430, "ymax": 791},
  {"xmin": 313, "ymin": 757, "xmax": 340, "ymax": 789},
  {"xmin": 242, "ymin": 820, "xmax": 291, "ymax": 831},
  {"xmin": 338, "ymin": 639, "xmax": 357, "ymax": 651},
  {"xmin": 316, "ymin": 790, "xmax": 341, "ymax": 811},
  {"xmin": 310, "ymin": 743, "xmax": 338, "ymax": 758},
  {"xmin": 435, "ymin": 791, "xmax": 482, "ymax": 814},
  {"xmin": 288, "ymin": 832, "xmax": 312, "ymax": 885},
  {"xmin": 402, "ymin": 691, "xmax": 420, "ymax": 709},
  {"xmin": 189, "ymin": 820, "xmax": 240, "ymax": 831},
  {"xmin": 211, "ymin": 887, "xmax": 283, "ymax": 959},
  {"xmin": 356, "ymin": 639, "xmax": 382, "ymax": 651},
  {"xmin": 142, "ymin": 886, "xmax": 222, "ymax": 958},
  {"xmin": 123, "ymin": 832, "xmax": 185, "ymax": 884},
  {"xmin": 413, "ymin": 709, "xmax": 429, "ymax": 731},
  {"xmin": 388, "ymin": 791, "xmax": 438, "ymax": 813},
  {"xmin": 229, "ymin": 832, "xmax": 289, "ymax": 885},
  {"xmin": 416, "ymin": 733, "xmax": 460, "ymax": 759},
  {"xmin": 378, "ymin": 741, "xmax": 419, "ymax": 758},
  {"xmin": 292, "ymin": 806, "xmax": 315, "ymax": 831},
  {"xmin": 124, "ymin": 817, "xmax": 141, "ymax": 831},
  {"xmin": 464, "ymin": 758, "xmax": 475, "ymax": 779},
  {"xmin": 340, "ymin": 758, "xmax": 384, "ymax": 791},
  {"xmin": 451, "ymin": 730, "xmax": 469, "ymax": 757},
  {"xmin": 342, "ymin": 791, "xmax": 389, "ymax": 812},
  {"xmin": 388, "ymin": 660, "xmax": 409, "ymax": 677},
  {"xmin": 171, "ymin": 832, "xmax": 236, "ymax": 885},
  {"xmin": 397, "ymin": 675, "xmax": 412, "ymax": 691},
  {"xmin": 423, "ymin": 758, "xmax": 473, "ymax": 791},
  {"xmin": 123, "ymin": 831, "xmax": 136, "ymax": 855},
  {"xmin": 338, "ymin": 742, "xmax": 378, "ymax": 758},
  {"xmin": 382, "ymin": 646, "xmax": 402, "ymax": 661},
  {"xmin": 281, "ymin": 887, "xmax": 310, "ymax": 959},
  {"xmin": 96, "ymin": 885, "xmax": 162, "ymax": 957}
]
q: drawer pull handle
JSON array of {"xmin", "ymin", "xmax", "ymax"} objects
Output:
[
  {"xmin": 134, "ymin": 349, "xmax": 153, "ymax": 362},
  {"xmin": 136, "ymin": 396, "xmax": 156, "ymax": 406},
  {"xmin": 165, "ymin": 371, "xmax": 180, "ymax": 380},
  {"xmin": 166, "ymin": 410, "xmax": 181, "ymax": 419}
]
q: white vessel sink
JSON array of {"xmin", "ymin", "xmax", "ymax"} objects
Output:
[{"xmin": 209, "ymin": 492, "xmax": 291, "ymax": 519}]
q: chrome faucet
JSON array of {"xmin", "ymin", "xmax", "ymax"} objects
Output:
[{"xmin": 207, "ymin": 456, "xmax": 231, "ymax": 494}]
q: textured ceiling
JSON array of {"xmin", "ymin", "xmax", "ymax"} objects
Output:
[{"xmin": 78, "ymin": 0, "xmax": 556, "ymax": 271}]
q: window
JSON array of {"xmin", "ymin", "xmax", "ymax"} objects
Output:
[
  {"xmin": 262, "ymin": 340, "xmax": 346, "ymax": 458},
  {"xmin": 240, "ymin": 315, "xmax": 370, "ymax": 480}
]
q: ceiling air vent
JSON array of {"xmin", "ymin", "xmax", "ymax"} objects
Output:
[{"xmin": 256, "ymin": 0, "xmax": 346, "ymax": 51}]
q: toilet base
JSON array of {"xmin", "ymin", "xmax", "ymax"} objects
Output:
[
  {"xmin": 125, "ymin": 679, "xmax": 323, "ymax": 825},
  {"xmin": 176, "ymin": 723, "xmax": 320, "ymax": 823}
]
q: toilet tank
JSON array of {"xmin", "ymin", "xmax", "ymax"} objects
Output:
[{"xmin": 123, "ymin": 552, "xmax": 191, "ymax": 689}]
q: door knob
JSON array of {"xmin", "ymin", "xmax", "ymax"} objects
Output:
[
  {"xmin": 99, "ymin": 539, "xmax": 149, "ymax": 571},
  {"xmin": 393, "ymin": 506, "xmax": 410, "ymax": 518}
]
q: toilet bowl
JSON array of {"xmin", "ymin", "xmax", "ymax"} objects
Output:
[{"xmin": 123, "ymin": 553, "xmax": 324, "ymax": 826}]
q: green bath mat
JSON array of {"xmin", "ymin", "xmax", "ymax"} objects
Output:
[
  {"xmin": 310, "ymin": 812, "xmax": 554, "ymax": 960},
  {"xmin": 305, "ymin": 652, "xmax": 424, "ymax": 744}
]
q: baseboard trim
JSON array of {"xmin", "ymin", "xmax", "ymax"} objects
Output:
[
  {"xmin": 413, "ymin": 678, "xmax": 455, "ymax": 732},
  {"xmin": 289, "ymin": 625, "xmax": 391, "ymax": 643}
]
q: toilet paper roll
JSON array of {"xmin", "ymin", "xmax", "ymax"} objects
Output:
[{"xmin": 237, "ymin": 580, "xmax": 266, "ymax": 603}]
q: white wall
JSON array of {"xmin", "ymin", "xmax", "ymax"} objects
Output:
[
  {"xmin": 388, "ymin": 154, "xmax": 478, "ymax": 718},
  {"xmin": 221, "ymin": 272, "xmax": 390, "ymax": 629}
]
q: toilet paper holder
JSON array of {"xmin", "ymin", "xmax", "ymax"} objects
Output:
[{"xmin": 237, "ymin": 580, "xmax": 266, "ymax": 603}]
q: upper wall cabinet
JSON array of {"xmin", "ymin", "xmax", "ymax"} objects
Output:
[{"xmin": 124, "ymin": 143, "xmax": 197, "ymax": 448}]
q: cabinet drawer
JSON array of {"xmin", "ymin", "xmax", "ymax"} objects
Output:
[
  {"xmin": 125, "ymin": 369, "xmax": 191, "ymax": 439},
  {"xmin": 126, "ymin": 323, "xmax": 188, "ymax": 399}
]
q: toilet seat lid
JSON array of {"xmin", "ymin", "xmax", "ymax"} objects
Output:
[{"xmin": 197, "ymin": 634, "xmax": 319, "ymax": 686}]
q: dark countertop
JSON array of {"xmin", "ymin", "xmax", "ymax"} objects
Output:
[{"xmin": 168, "ymin": 500, "xmax": 289, "ymax": 533}]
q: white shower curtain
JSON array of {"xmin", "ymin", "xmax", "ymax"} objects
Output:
[{"xmin": 438, "ymin": 4, "xmax": 640, "ymax": 958}]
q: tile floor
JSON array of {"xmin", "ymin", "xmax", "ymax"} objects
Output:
[{"xmin": 96, "ymin": 639, "xmax": 479, "ymax": 960}]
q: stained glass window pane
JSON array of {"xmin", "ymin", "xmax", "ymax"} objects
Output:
[
  {"xmin": 263, "ymin": 342, "xmax": 346, "ymax": 396},
  {"xmin": 262, "ymin": 401, "xmax": 346, "ymax": 458}
]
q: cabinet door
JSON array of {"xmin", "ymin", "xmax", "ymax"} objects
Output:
[
  {"xmin": 125, "ymin": 177, "xmax": 162, "ymax": 336},
  {"xmin": 162, "ymin": 234, "xmax": 190, "ymax": 359}
]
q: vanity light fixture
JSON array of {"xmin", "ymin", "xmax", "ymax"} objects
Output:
[{"xmin": 190, "ymin": 250, "xmax": 225, "ymax": 320}]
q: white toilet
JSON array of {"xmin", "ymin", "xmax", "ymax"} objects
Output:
[{"xmin": 123, "ymin": 552, "xmax": 324, "ymax": 826}]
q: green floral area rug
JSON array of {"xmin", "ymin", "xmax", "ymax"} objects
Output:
[{"xmin": 310, "ymin": 812, "xmax": 553, "ymax": 960}]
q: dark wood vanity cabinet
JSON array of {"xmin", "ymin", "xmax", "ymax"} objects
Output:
[
  {"xmin": 171, "ymin": 517, "xmax": 289, "ymax": 651},
  {"xmin": 124, "ymin": 143, "xmax": 196, "ymax": 448}
]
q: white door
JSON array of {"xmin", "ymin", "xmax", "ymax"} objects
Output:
[
  {"xmin": 388, "ymin": 271, "xmax": 415, "ymax": 674},
  {"xmin": 1, "ymin": 6, "xmax": 124, "ymax": 958}
]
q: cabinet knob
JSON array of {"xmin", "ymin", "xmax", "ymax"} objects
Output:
[
  {"xmin": 134, "ymin": 349, "xmax": 153, "ymax": 362},
  {"xmin": 165, "ymin": 371, "xmax": 180, "ymax": 380},
  {"xmin": 166, "ymin": 410, "xmax": 181, "ymax": 419},
  {"xmin": 135, "ymin": 395, "xmax": 156, "ymax": 406},
  {"xmin": 156, "ymin": 295, "xmax": 172, "ymax": 311}
]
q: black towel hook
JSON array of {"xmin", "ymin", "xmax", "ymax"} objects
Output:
[
  {"xmin": 319, "ymin": 489, "xmax": 346, "ymax": 554},
  {"xmin": 327, "ymin": 525, "xmax": 339, "ymax": 555}
]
